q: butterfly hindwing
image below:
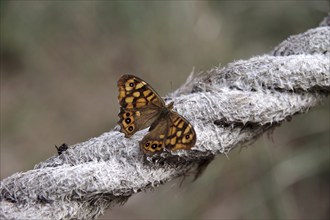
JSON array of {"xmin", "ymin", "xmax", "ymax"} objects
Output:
[
  {"xmin": 139, "ymin": 111, "xmax": 196, "ymax": 154},
  {"xmin": 118, "ymin": 107, "xmax": 162, "ymax": 137},
  {"xmin": 165, "ymin": 111, "xmax": 196, "ymax": 151},
  {"xmin": 139, "ymin": 116, "xmax": 169, "ymax": 154}
]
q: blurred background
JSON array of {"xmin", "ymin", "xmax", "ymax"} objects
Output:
[{"xmin": 1, "ymin": 1, "xmax": 329, "ymax": 219}]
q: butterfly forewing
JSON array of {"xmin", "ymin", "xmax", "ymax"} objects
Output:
[
  {"xmin": 118, "ymin": 75, "xmax": 165, "ymax": 108},
  {"xmin": 117, "ymin": 75, "xmax": 165, "ymax": 137}
]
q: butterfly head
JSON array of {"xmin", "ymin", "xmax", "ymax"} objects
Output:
[{"xmin": 166, "ymin": 101, "xmax": 174, "ymax": 110}]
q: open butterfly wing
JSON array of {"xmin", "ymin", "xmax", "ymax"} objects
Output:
[
  {"xmin": 117, "ymin": 75, "xmax": 165, "ymax": 137},
  {"xmin": 165, "ymin": 111, "xmax": 196, "ymax": 151},
  {"xmin": 139, "ymin": 116, "xmax": 170, "ymax": 154},
  {"xmin": 139, "ymin": 111, "xmax": 196, "ymax": 154}
]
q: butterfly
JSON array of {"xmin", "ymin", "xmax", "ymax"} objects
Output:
[{"xmin": 117, "ymin": 74, "xmax": 196, "ymax": 155}]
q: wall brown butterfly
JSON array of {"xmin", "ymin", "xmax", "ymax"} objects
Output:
[{"xmin": 117, "ymin": 75, "xmax": 196, "ymax": 154}]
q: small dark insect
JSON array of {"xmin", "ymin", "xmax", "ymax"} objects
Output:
[
  {"xmin": 37, "ymin": 194, "xmax": 53, "ymax": 204},
  {"xmin": 2, "ymin": 192, "xmax": 17, "ymax": 203},
  {"xmin": 55, "ymin": 143, "xmax": 69, "ymax": 155}
]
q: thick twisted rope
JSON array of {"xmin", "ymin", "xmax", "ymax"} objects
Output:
[{"xmin": 1, "ymin": 17, "xmax": 329, "ymax": 219}]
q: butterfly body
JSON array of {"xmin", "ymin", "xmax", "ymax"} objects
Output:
[
  {"xmin": 148, "ymin": 101, "xmax": 173, "ymax": 131},
  {"xmin": 117, "ymin": 75, "xmax": 196, "ymax": 155}
]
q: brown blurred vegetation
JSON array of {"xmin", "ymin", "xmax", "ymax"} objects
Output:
[{"xmin": 1, "ymin": 1, "xmax": 329, "ymax": 219}]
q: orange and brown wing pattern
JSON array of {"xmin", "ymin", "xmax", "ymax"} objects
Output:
[
  {"xmin": 117, "ymin": 75, "xmax": 165, "ymax": 137},
  {"xmin": 118, "ymin": 74, "xmax": 197, "ymax": 153},
  {"xmin": 139, "ymin": 111, "xmax": 196, "ymax": 154},
  {"xmin": 118, "ymin": 75, "xmax": 164, "ymax": 109},
  {"xmin": 139, "ymin": 115, "xmax": 169, "ymax": 154},
  {"xmin": 165, "ymin": 111, "xmax": 196, "ymax": 151}
]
